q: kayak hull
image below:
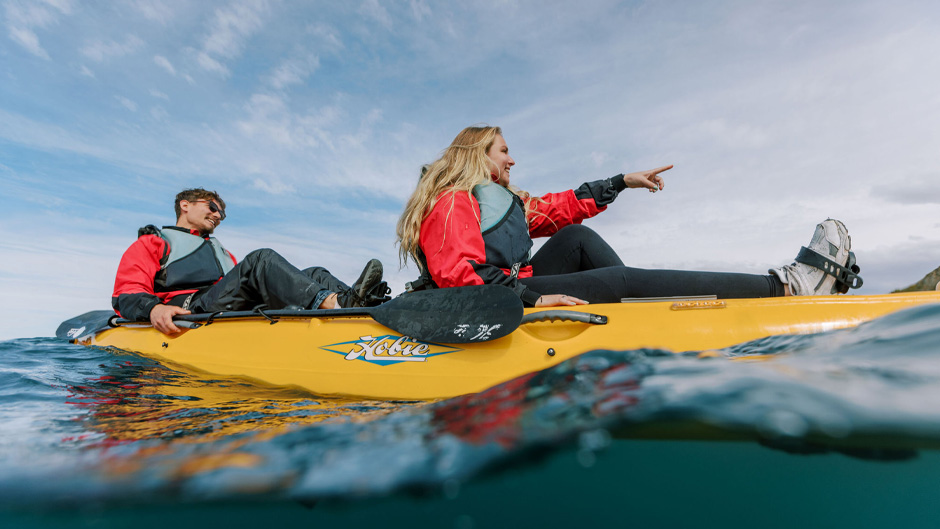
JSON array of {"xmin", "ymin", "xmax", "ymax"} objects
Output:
[{"xmin": 80, "ymin": 292, "xmax": 940, "ymax": 400}]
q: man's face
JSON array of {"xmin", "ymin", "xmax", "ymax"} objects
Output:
[{"xmin": 178, "ymin": 198, "xmax": 224, "ymax": 234}]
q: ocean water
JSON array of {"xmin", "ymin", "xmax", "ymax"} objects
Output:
[{"xmin": 5, "ymin": 304, "xmax": 940, "ymax": 528}]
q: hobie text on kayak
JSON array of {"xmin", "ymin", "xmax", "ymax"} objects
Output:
[
  {"xmin": 346, "ymin": 335, "xmax": 428, "ymax": 361},
  {"xmin": 321, "ymin": 335, "xmax": 462, "ymax": 366}
]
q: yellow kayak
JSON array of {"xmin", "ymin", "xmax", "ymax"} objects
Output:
[{"xmin": 67, "ymin": 290, "xmax": 940, "ymax": 400}]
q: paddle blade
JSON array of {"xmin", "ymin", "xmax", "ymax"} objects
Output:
[
  {"xmin": 55, "ymin": 310, "xmax": 117, "ymax": 341},
  {"xmin": 371, "ymin": 285, "xmax": 523, "ymax": 344}
]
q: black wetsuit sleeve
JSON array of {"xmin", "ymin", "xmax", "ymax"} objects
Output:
[
  {"xmin": 469, "ymin": 261, "xmax": 542, "ymax": 306},
  {"xmin": 112, "ymin": 293, "xmax": 162, "ymax": 322},
  {"xmin": 573, "ymin": 175, "xmax": 628, "ymax": 207},
  {"xmin": 519, "ymin": 286, "xmax": 542, "ymax": 307}
]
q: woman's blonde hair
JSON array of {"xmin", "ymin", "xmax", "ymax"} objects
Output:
[{"xmin": 396, "ymin": 125, "xmax": 542, "ymax": 269}]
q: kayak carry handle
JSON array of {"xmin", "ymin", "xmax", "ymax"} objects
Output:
[{"xmin": 521, "ymin": 310, "xmax": 607, "ymax": 325}]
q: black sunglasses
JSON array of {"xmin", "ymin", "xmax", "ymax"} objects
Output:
[{"xmin": 192, "ymin": 199, "xmax": 226, "ymax": 221}]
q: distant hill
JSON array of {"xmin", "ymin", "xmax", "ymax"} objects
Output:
[{"xmin": 893, "ymin": 265, "xmax": 940, "ymax": 293}]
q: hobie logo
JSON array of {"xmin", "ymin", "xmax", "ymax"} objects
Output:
[
  {"xmin": 321, "ymin": 335, "xmax": 462, "ymax": 366},
  {"xmin": 66, "ymin": 326, "xmax": 86, "ymax": 339},
  {"xmin": 345, "ymin": 335, "xmax": 429, "ymax": 361}
]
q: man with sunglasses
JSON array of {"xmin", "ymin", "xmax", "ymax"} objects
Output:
[{"xmin": 112, "ymin": 188, "xmax": 390, "ymax": 336}]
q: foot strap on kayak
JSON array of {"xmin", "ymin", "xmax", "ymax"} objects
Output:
[{"xmin": 795, "ymin": 247, "xmax": 863, "ymax": 293}]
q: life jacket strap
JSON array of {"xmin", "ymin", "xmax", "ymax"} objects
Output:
[{"xmin": 405, "ymin": 273, "xmax": 437, "ymax": 293}]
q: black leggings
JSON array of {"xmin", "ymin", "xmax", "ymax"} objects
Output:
[{"xmin": 520, "ymin": 225, "xmax": 785, "ymax": 303}]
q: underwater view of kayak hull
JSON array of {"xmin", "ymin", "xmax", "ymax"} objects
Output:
[{"xmin": 79, "ymin": 291, "xmax": 940, "ymax": 400}]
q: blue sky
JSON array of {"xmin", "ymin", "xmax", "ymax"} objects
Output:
[{"xmin": 2, "ymin": 0, "xmax": 940, "ymax": 340}]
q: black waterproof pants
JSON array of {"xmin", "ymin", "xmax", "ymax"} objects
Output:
[
  {"xmin": 520, "ymin": 225, "xmax": 785, "ymax": 304},
  {"xmin": 189, "ymin": 248, "xmax": 349, "ymax": 312}
]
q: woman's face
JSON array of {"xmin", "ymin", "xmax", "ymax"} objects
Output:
[{"xmin": 486, "ymin": 134, "xmax": 515, "ymax": 187}]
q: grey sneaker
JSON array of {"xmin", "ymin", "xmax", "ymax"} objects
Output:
[
  {"xmin": 340, "ymin": 259, "xmax": 384, "ymax": 308},
  {"xmin": 769, "ymin": 219, "xmax": 853, "ymax": 296}
]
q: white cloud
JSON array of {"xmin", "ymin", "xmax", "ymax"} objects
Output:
[
  {"xmin": 675, "ymin": 118, "xmax": 772, "ymax": 150},
  {"xmin": 250, "ymin": 176, "xmax": 294, "ymax": 194},
  {"xmin": 0, "ymin": 108, "xmax": 110, "ymax": 158},
  {"xmin": 115, "ymin": 96, "xmax": 138, "ymax": 112},
  {"xmin": 149, "ymin": 88, "xmax": 168, "ymax": 100},
  {"xmin": 590, "ymin": 151, "xmax": 609, "ymax": 168},
  {"xmin": 410, "ymin": 0, "xmax": 431, "ymax": 21},
  {"xmin": 40, "ymin": 0, "xmax": 73, "ymax": 13},
  {"xmin": 150, "ymin": 106, "xmax": 168, "ymax": 121},
  {"xmin": 79, "ymin": 64, "xmax": 95, "ymax": 78},
  {"xmin": 306, "ymin": 22, "xmax": 344, "ymax": 52},
  {"xmin": 196, "ymin": 50, "xmax": 228, "ymax": 75},
  {"xmin": 3, "ymin": 0, "xmax": 73, "ymax": 59},
  {"xmin": 359, "ymin": 0, "xmax": 392, "ymax": 29},
  {"xmin": 81, "ymin": 35, "xmax": 144, "ymax": 62},
  {"xmin": 266, "ymin": 55, "xmax": 319, "ymax": 90},
  {"xmin": 236, "ymin": 93, "xmax": 298, "ymax": 147},
  {"xmin": 197, "ymin": 0, "xmax": 270, "ymax": 75},
  {"xmin": 872, "ymin": 177, "xmax": 940, "ymax": 205},
  {"xmin": 339, "ymin": 108, "xmax": 383, "ymax": 150},
  {"xmin": 8, "ymin": 25, "xmax": 48, "ymax": 59},
  {"xmin": 133, "ymin": 0, "xmax": 174, "ymax": 25},
  {"xmin": 0, "ymin": 216, "xmax": 132, "ymax": 340},
  {"xmin": 153, "ymin": 54, "xmax": 176, "ymax": 75}
]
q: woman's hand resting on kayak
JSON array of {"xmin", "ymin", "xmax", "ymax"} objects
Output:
[
  {"xmin": 623, "ymin": 165, "xmax": 673, "ymax": 192},
  {"xmin": 535, "ymin": 294, "xmax": 589, "ymax": 307}
]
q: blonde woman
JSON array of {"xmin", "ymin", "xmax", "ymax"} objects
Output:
[{"xmin": 396, "ymin": 126, "xmax": 861, "ymax": 307}]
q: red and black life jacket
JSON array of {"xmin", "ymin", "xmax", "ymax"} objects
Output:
[{"xmin": 139, "ymin": 225, "xmax": 235, "ymax": 293}]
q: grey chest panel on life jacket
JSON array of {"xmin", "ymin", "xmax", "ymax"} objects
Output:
[
  {"xmin": 141, "ymin": 226, "xmax": 235, "ymax": 292},
  {"xmin": 472, "ymin": 183, "xmax": 533, "ymax": 270}
]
